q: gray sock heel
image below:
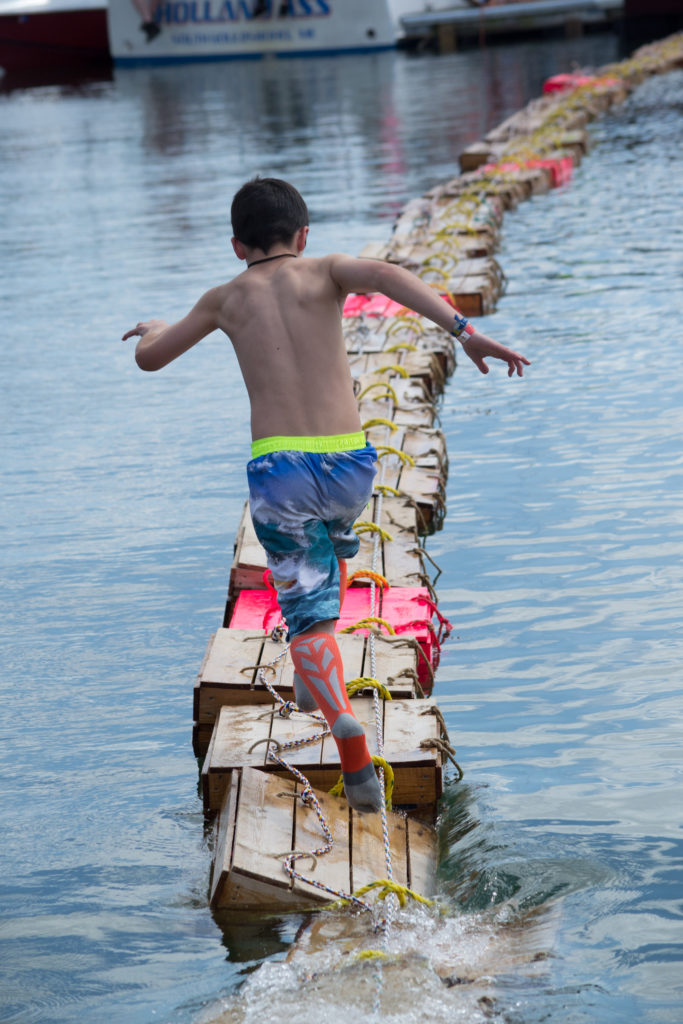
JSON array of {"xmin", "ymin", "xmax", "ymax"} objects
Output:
[{"xmin": 332, "ymin": 713, "xmax": 383, "ymax": 814}]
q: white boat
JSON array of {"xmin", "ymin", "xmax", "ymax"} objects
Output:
[{"xmin": 106, "ymin": 0, "xmax": 458, "ymax": 64}]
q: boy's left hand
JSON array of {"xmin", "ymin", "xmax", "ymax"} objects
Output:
[{"xmin": 461, "ymin": 330, "xmax": 530, "ymax": 377}]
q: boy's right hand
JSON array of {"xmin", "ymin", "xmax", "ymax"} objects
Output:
[
  {"xmin": 122, "ymin": 319, "xmax": 168, "ymax": 341},
  {"xmin": 461, "ymin": 330, "xmax": 530, "ymax": 377}
]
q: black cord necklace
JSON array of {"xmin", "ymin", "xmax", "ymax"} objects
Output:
[{"xmin": 247, "ymin": 252, "xmax": 297, "ymax": 267}]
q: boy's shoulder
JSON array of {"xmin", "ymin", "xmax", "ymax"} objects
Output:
[{"xmin": 200, "ymin": 253, "xmax": 356, "ymax": 312}]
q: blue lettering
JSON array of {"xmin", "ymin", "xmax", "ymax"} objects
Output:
[
  {"xmin": 218, "ymin": 0, "xmax": 236, "ymax": 20},
  {"xmin": 162, "ymin": 0, "xmax": 331, "ymax": 25}
]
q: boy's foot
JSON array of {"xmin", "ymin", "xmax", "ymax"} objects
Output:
[
  {"xmin": 293, "ymin": 670, "xmax": 318, "ymax": 712},
  {"xmin": 332, "ymin": 713, "xmax": 383, "ymax": 813}
]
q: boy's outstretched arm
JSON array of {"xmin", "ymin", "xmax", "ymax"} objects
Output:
[
  {"xmin": 122, "ymin": 290, "xmax": 219, "ymax": 371},
  {"xmin": 329, "ymin": 255, "xmax": 530, "ymax": 377}
]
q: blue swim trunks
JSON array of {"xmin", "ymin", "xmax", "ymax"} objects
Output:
[{"xmin": 246, "ymin": 436, "xmax": 377, "ymax": 637}]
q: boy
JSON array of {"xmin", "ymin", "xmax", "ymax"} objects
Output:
[{"xmin": 123, "ymin": 177, "xmax": 529, "ymax": 813}]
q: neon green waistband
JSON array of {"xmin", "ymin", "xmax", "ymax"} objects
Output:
[{"xmin": 251, "ymin": 431, "xmax": 366, "ymax": 458}]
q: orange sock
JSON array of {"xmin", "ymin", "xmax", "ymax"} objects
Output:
[
  {"xmin": 292, "ymin": 560, "xmax": 348, "ymax": 713},
  {"xmin": 290, "ymin": 631, "xmax": 382, "ymax": 813}
]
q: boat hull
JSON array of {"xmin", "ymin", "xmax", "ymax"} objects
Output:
[{"xmin": 0, "ymin": 5, "xmax": 109, "ymax": 70}]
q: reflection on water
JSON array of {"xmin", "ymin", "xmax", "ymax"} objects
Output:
[{"xmin": 3, "ymin": 31, "xmax": 683, "ymax": 1024}]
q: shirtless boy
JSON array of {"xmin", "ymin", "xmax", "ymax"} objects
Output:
[{"xmin": 123, "ymin": 177, "xmax": 530, "ymax": 814}]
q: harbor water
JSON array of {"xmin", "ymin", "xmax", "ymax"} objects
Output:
[{"xmin": 2, "ymin": 32, "xmax": 682, "ymax": 1024}]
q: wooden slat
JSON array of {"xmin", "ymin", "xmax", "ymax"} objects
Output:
[
  {"xmin": 269, "ymin": 709, "xmax": 327, "ymax": 769},
  {"xmin": 209, "ymin": 769, "xmax": 241, "ymax": 907},
  {"xmin": 290, "ymin": 784, "xmax": 352, "ymax": 903},
  {"xmin": 231, "ymin": 768, "xmax": 294, "ymax": 883},
  {"xmin": 366, "ymin": 641, "xmax": 419, "ymax": 699},
  {"xmin": 350, "ymin": 803, "xmax": 409, "ymax": 892},
  {"xmin": 406, "ymin": 816, "xmax": 438, "ymax": 897}
]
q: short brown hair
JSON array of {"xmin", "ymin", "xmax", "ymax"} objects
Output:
[{"xmin": 231, "ymin": 177, "xmax": 309, "ymax": 252}]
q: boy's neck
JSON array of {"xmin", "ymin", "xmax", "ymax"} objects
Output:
[{"xmin": 247, "ymin": 252, "xmax": 298, "ymax": 268}]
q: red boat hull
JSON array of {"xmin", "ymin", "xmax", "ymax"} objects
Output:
[{"xmin": 0, "ymin": 8, "xmax": 109, "ymax": 70}]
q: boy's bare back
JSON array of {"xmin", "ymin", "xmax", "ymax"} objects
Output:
[{"xmin": 211, "ymin": 253, "xmax": 361, "ymax": 441}]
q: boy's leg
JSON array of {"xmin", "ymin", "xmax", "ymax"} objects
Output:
[
  {"xmin": 247, "ymin": 447, "xmax": 379, "ymax": 811},
  {"xmin": 290, "ymin": 617, "xmax": 382, "ymax": 814},
  {"xmin": 293, "ymin": 558, "xmax": 348, "ymax": 712}
]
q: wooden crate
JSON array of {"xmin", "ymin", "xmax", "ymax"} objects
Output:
[
  {"xmin": 347, "ymin": 350, "xmax": 446, "ymax": 400},
  {"xmin": 201, "ymin": 696, "xmax": 444, "ymax": 813},
  {"xmin": 343, "ymin": 317, "xmax": 457, "ymax": 382},
  {"xmin": 193, "ymin": 628, "xmax": 419, "ymax": 757},
  {"xmin": 209, "ymin": 767, "xmax": 438, "ymax": 911},
  {"xmin": 225, "ymin": 495, "xmax": 429, "ymax": 620}
]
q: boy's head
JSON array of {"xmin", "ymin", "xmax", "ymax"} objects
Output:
[{"xmin": 231, "ymin": 177, "xmax": 309, "ymax": 254}]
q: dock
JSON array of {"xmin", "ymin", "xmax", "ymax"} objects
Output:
[
  {"xmin": 401, "ymin": 0, "xmax": 624, "ymax": 52},
  {"xmin": 193, "ymin": 32, "xmax": 683, "ymax": 918}
]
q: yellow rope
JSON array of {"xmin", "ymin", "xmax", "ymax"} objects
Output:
[
  {"xmin": 362, "ymin": 417, "xmax": 397, "ymax": 432},
  {"xmin": 417, "ymin": 264, "xmax": 451, "ymax": 285},
  {"xmin": 373, "ymin": 363, "xmax": 410, "ymax": 378},
  {"xmin": 385, "ymin": 342, "xmax": 418, "ymax": 353},
  {"xmin": 375, "ymin": 445, "xmax": 415, "ymax": 467},
  {"xmin": 339, "ymin": 616, "xmax": 396, "ymax": 636},
  {"xmin": 374, "ymin": 483, "xmax": 401, "ymax": 498},
  {"xmin": 355, "ymin": 878, "xmax": 433, "ymax": 907},
  {"xmin": 347, "ymin": 569, "xmax": 390, "ymax": 588},
  {"xmin": 356, "ymin": 382, "xmax": 398, "ymax": 404},
  {"xmin": 353, "ymin": 521, "xmax": 394, "ymax": 542},
  {"xmin": 328, "ymin": 878, "xmax": 434, "ymax": 910},
  {"xmin": 346, "ymin": 677, "xmax": 393, "ymax": 701},
  {"xmin": 385, "ymin": 317, "xmax": 423, "ymax": 338}
]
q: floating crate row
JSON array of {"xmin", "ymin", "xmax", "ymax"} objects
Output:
[{"xmin": 342, "ymin": 34, "xmax": 683, "ymax": 323}]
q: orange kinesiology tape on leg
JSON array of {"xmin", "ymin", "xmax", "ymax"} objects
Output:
[
  {"xmin": 290, "ymin": 632, "xmax": 353, "ymax": 726},
  {"xmin": 292, "ymin": 561, "xmax": 348, "ymax": 714},
  {"xmin": 289, "ymin": 632, "xmax": 382, "ymax": 813}
]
